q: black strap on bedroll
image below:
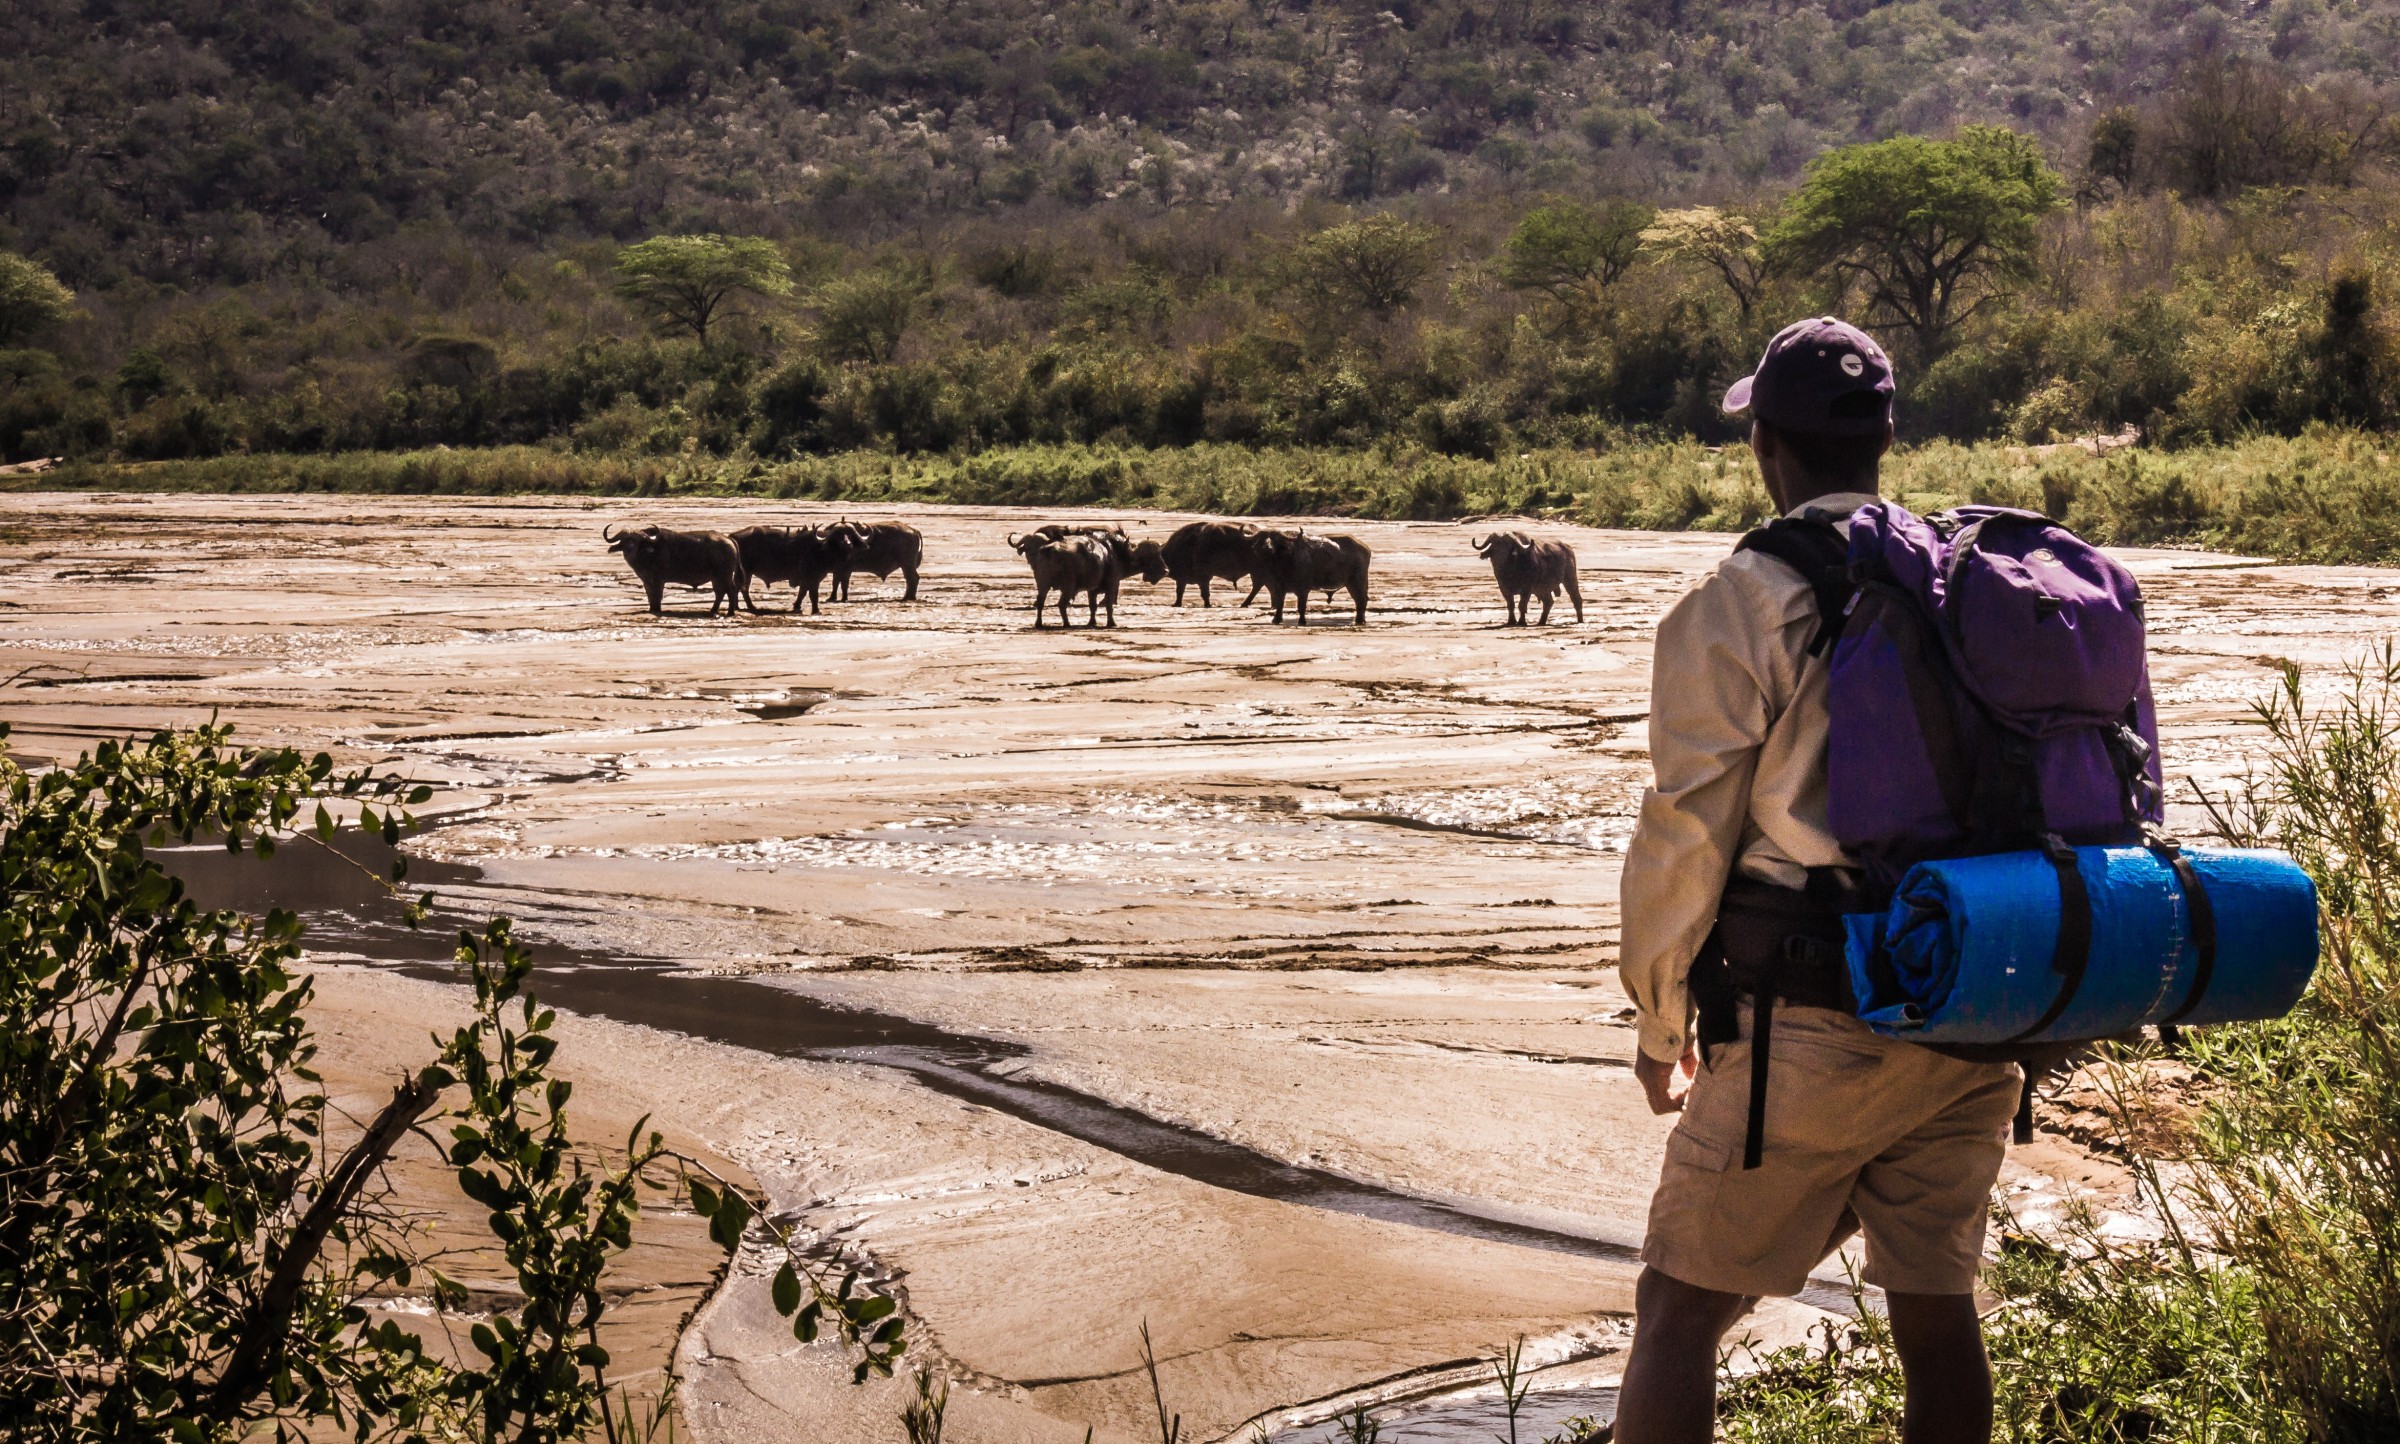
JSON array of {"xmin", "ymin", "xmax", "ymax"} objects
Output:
[
  {"xmin": 1691, "ymin": 875, "xmax": 1858, "ymax": 1170},
  {"xmin": 2009, "ymin": 833, "xmax": 2095, "ymax": 1046},
  {"xmin": 2149, "ymin": 831, "xmax": 2220, "ymax": 1025},
  {"xmin": 1989, "ymin": 832, "xmax": 2095, "ymax": 1145},
  {"xmin": 1735, "ymin": 516, "xmax": 1856, "ymax": 657},
  {"xmin": 1994, "ymin": 833, "xmax": 2215, "ymax": 1142}
]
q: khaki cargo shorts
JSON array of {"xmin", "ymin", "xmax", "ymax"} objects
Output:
[{"xmin": 1641, "ymin": 1003, "xmax": 2021, "ymax": 1298}]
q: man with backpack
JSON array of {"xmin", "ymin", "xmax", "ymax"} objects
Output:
[{"xmin": 1612, "ymin": 318, "xmax": 2023, "ymax": 1444}]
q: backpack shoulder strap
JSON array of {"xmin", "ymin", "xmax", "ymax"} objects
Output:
[{"xmin": 1735, "ymin": 514, "xmax": 1856, "ymax": 657}]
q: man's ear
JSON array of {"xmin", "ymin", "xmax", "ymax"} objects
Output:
[
  {"xmin": 1751, "ymin": 421, "xmax": 1790, "ymax": 512},
  {"xmin": 1876, "ymin": 422, "xmax": 1894, "ymax": 461}
]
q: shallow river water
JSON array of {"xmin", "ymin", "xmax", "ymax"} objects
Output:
[{"xmin": 20, "ymin": 494, "xmax": 2372, "ymax": 1443}]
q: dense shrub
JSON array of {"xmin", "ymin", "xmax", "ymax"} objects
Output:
[{"xmin": 0, "ymin": 724, "xmax": 909, "ymax": 1439}]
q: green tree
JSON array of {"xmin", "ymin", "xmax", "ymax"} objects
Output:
[
  {"xmin": 811, "ymin": 265, "xmax": 931, "ymax": 365},
  {"xmin": 1288, "ymin": 214, "xmax": 1441, "ymax": 316},
  {"xmin": 0, "ymin": 252, "xmax": 75, "ymax": 346},
  {"xmin": 2085, "ymin": 106, "xmax": 2142, "ymax": 195},
  {"xmin": 0, "ymin": 726, "xmax": 439, "ymax": 1439},
  {"xmin": 1497, "ymin": 198, "xmax": 1655, "ymax": 310},
  {"xmin": 1641, "ymin": 206, "xmax": 1769, "ymax": 319},
  {"xmin": 613, "ymin": 235, "xmax": 794, "ymax": 348},
  {"xmin": 1765, "ymin": 126, "xmax": 2063, "ymax": 360}
]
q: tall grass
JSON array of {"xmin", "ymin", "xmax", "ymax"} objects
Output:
[
  {"xmin": 26, "ymin": 431, "xmax": 2400, "ymax": 565},
  {"xmin": 28, "ymin": 445, "xmax": 685, "ymax": 496},
  {"xmin": 1720, "ymin": 1247, "xmax": 2273, "ymax": 1442},
  {"xmin": 2182, "ymin": 650, "xmax": 2400, "ymax": 1441},
  {"xmin": 1718, "ymin": 649, "xmax": 2400, "ymax": 1443},
  {"xmin": 27, "ymin": 441, "xmax": 1623, "ymax": 520}
]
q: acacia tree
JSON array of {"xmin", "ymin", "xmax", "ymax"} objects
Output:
[
  {"xmin": 1288, "ymin": 214, "xmax": 1440, "ymax": 316},
  {"xmin": 811, "ymin": 264, "xmax": 932, "ymax": 365},
  {"xmin": 612, "ymin": 235, "xmax": 794, "ymax": 349},
  {"xmin": 1496, "ymin": 198, "xmax": 1654, "ymax": 315},
  {"xmin": 0, "ymin": 251, "xmax": 75, "ymax": 346},
  {"xmin": 1764, "ymin": 126, "xmax": 2063, "ymax": 360},
  {"xmin": 1640, "ymin": 206, "xmax": 1769, "ymax": 319}
]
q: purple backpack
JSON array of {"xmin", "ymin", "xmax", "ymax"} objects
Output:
[
  {"xmin": 1745, "ymin": 501, "xmax": 2164, "ymax": 890},
  {"xmin": 1722, "ymin": 501, "xmax": 2174, "ymax": 1161}
]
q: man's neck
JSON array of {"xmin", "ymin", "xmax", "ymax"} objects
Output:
[{"xmin": 1774, "ymin": 482, "xmax": 1880, "ymax": 516}]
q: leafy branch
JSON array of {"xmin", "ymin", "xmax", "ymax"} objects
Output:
[
  {"xmin": 0, "ymin": 720, "xmax": 904, "ymax": 1442},
  {"xmin": 676, "ymin": 1158, "xmax": 909, "ymax": 1384}
]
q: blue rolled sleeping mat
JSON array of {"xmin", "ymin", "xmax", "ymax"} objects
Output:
[{"xmin": 1845, "ymin": 846, "xmax": 2320, "ymax": 1043}]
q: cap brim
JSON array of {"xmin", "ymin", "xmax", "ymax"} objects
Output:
[{"xmin": 1721, "ymin": 374, "xmax": 1755, "ymax": 415}]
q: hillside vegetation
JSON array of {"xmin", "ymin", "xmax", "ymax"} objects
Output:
[
  {"xmin": 11, "ymin": 0, "xmax": 2392, "ymax": 282},
  {"xmin": 2, "ymin": 2, "xmax": 2398, "ymax": 555}
]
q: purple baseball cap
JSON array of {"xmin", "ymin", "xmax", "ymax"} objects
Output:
[{"xmin": 1722, "ymin": 317, "xmax": 1895, "ymax": 437}]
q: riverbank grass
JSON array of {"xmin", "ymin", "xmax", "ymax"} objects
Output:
[{"xmin": 21, "ymin": 428, "xmax": 2400, "ymax": 566}]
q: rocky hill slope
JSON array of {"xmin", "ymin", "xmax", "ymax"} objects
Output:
[{"xmin": 7, "ymin": 0, "xmax": 2392, "ymax": 288}]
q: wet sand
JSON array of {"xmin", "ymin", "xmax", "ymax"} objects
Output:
[{"xmin": 2, "ymin": 492, "xmax": 2384, "ymax": 1440}]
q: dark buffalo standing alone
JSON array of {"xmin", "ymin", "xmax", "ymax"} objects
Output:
[
  {"xmin": 1158, "ymin": 521, "xmax": 1260, "ymax": 607},
  {"xmin": 824, "ymin": 519, "xmax": 924, "ymax": 601},
  {"xmin": 732, "ymin": 524, "xmax": 841, "ymax": 614},
  {"xmin": 1009, "ymin": 529, "xmax": 1156, "ymax": 628},
  {"xmin": 1248, "ymin": 529, "xmax": 1371, "ymax": 624},
  {"xmin": 605, "ymin": 523, "xmax": 746, "ymax": 618},
  {"xmin": 1475, "ymin": 532, "xmax": 1584, "ymax": 625}
]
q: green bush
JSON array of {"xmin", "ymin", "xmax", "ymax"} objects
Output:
[
  {"xmin": 0, "ymin": 723, "xmax": 908, "ymax": 1439},
  {"xmin": 2185, "ymin": 652, "xmax": 2400, "ymax": 1440}
]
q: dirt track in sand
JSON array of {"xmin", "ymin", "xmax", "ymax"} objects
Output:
[{"xmin": 2, "ymin": 492, "xmax": 2388, "ymax": 1441}]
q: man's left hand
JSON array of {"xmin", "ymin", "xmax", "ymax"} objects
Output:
[{"xmin": 1635, "ymin": 1043, "xmax": 1700, "ymax": 1115}]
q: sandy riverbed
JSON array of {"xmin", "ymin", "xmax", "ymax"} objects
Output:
[{"xmin": 2, "ymin": 492, "xmax": 2384, "ymax": 1440}]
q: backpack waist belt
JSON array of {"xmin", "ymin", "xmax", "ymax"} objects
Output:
[{"xmin": 1689, "ymin": 875, "xmax": 1857, "ymax": 1170}]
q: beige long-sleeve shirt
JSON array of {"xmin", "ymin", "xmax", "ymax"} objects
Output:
[{"xmin": 1618, "ymin": 492, "xmax": 1876, "ymax": 1063}]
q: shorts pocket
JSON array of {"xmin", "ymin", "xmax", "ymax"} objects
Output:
[{"xmin": 1664, "ymin": 1126, "xmax": 1735, "ymax": 1175}]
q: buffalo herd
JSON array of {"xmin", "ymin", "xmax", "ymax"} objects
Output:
[{"xmin": 602, "ymin": 517, "xmax": 1583, "ymax": 630}]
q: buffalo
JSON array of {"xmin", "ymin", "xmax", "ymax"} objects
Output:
[
  {"xmin": 1010, "ymin": 524, "xmax": 1166, "ymax": 586},
  {"xmin": 604, "ymin": 523, "xmax": 746, "ymax": 618},
  {"xmin": 731, "ymin": 524, "xmax": 841, "ymax": 614},
  {"xmin": 1009, "ymin": 529, "xmax": 1157, "ymax": 628},
  {"xmin": 1475, "ymin": 531, "xmax": 1584, "ymax": 625},
  {"xmin": 1158, "ymin": 520, "xmax": 1261, "ymax": 607},
  {"xmin": 1015, "ymin": 521, "xmax": 1130, "ymax": 549},
  {"xmin": 823, "ymin": 519, "xmax": 924, "ymax": 601},
  {"xmin": 1004, "ymin": 524, "xmax": 1125, "ymax": 566},
  {"xmin": 1127, "ymin": 538, "xmax": 1168, "ymax": 586},
  {"xmin": 1248, "ymin": 529, "xmax": 1371, "ymax": 625}
]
